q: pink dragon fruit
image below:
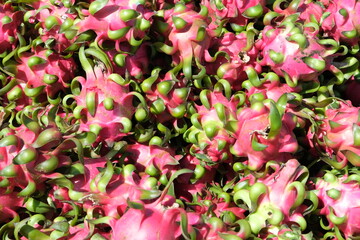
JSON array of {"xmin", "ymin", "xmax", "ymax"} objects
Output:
[
  {"xmin": 231, "ymin": 94, "xmax": 298, "ymax": 171},
  {"xmin": 201, "ymin": 0, "xmax": 266, "ymax": 30},
  {"xmin": 258, "ymin": 224, "xmax": 314, "ymax": 240},
  {"xmin": 111, "ymin": 168, "xmax": 194, "ymax": 239},
  {"xmin": 0, "ymin": 188, "xmax": 23, "ymax": 223},
  {"xmin": 71, "ymin": 46, "xmax": 135, "ymax": 144},
  {"xmin": 206, "ymin": 31, "xmax": 262, "ymax": 90},
  {"xmin": 320, "ymin": 0, "xmax": 360, "ymax": 52},
  {"xmin": 184, "ymin": 90, "xmax": 240, "ymax": 165},
  {"xmin": 106, "ymin": 43, "xmax": 150, "ymax": 79},
  {"xmin": 233, "ymin": 159, "xmax": 314, "ymax": 234},
  {"xmin": 175, "ymin": 154, "xmax": 217, "ymax": 200},
  {"xmin": 23, "ymin": 0, "xmax": 79, "ymax": 53},
  {"xmin": 124, "ymin": 143, "xmax": 181, "ymax": 182},
  {"xmin": 314, "ymin": 170, "xmax": 360, "ymax": 239},
  {"xmin": 111, "ymin": 195, "xmax": 185, "ymax": 240},
  {"xmin": 243, "ymin": 72, "xmax": 301, "ymax": 102},
  {"xmin": 155, "ymin": 3, "xmax": 211, "ymax": 80},
  {"xmin": 310, "ymin": 100, "xmax": 360, "ymax": 169},
  {"xmin": 0, "ymin": 3, "xmax": 23, "ymax": 54},
  {"xmin": 51, "ymin": 157, "xmax": 166, "ymax": 219},
  {"xmin": 255, "ymin": 20, "xmax": 336, "ymax": 87},
  {"xmin": 76, "ymin": 0, "xmax": 153, "ymax": 51},
  {"xmin": 7, "ymin": 47, "xmax": 76, "ymax": 107},
  {"xmin": 0, "ymin": 122, "xmax": 68, "ymax": 197},
  {"xmin": 269, "ymin": 0, "xmax": 324, "ymax": 25},
  {"xmin": 140, "ymin": 68, "xmax": 191, "ymax": 123}
]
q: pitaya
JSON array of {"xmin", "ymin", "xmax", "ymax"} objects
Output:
[
  {"xmin": 269, "ymin": 0, "xmax": 324, "ymax": 25},
  {"xmin": 314, "ymin": 170, "xmax": 360, "ymax": 239},
  {"xmin": 154, "ymin": 3, "xmax": 211, "ymax": 80},
  {"xmin": 256, "ymin": 19, "xmax": 337, "ymax": 87},
  {"xmin": 233, "ymin": 159, "xmax": 316, "ymax": 234},
  {"xmin": 311, "ymin": 100, "xmax": 360, "ymax": 169},
  {"xmin": 206, "ymin": 31, "xmax": 262, "ymax": 91},
  {"xmin": 0, "ymin": 3, "xmax": 23, "ymax": 54},
  {"xmin": 320, "ymin": 0, "xmax": 360, "ymax": 53},
  {"xmin": 76, "ymin": 0, "xmax": 153, "ymax": 51},
  {"xmin": 201, "ymin": 0, "xmax": 266, "ymax": 30},
  {"xmin": 6, "ymin": 47, "xmax": 76, "ymax": 108},
  {"xmin": 184, "ymin": 89, "xmax": 240, "ymax": 165},
  {"xmin": 231, "ymin": 93, "xmax": 298, "ymax": 171},
  {"xmin": 70, "ymin": 46, "xmax": 135, "ymax": 144},
  {"xmin": 23, "ymin": 0, "xmax": 79, "ymax": 53},
  {"xmin": 124, "ymin": 143, "xmax": 181, "ymax": 182},
  {"xmin": 140, "ymin": 68, "xmax": 191, "ymax": 122}
]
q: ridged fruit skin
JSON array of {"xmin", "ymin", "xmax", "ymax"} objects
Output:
[
  {"xmin": 313, "ymin": 101, "xmax": 360, "ymax": 168},
  {"xmin": 73, "ymin": 64, "xmax": 134, "ymax": 143},
  {"xmin": 320, "ymin": 0, "xmax": 360, "ymax": 49},
  {"xmin": 256, "ymin": 22, "xmax": 332, "ymax": 85},
  {"xmin": 234, "ymin": 159, "xmax": 311, "ymax": 234},
  {"xmin": 0, "ymin": 3, "xmax": 23, "ymax": 53},
  {"xmin": 315, "ymin": 171, "xmax": 360, "ymax": 238},
  {"xmin": 232, "ymin": 100, "xmax": 298, "ymax": 171},
  {"xmin": 184, "ymin": 91, "xmax": 240, "ymax": 165}
]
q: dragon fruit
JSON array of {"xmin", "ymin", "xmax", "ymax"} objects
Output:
[
  {"xmin": 107, "ymin": 42, "xmax": 150, "ymax": 80},
  {"xmin": 111, "ymin": 195, "xmax": 184, "ymax": 240},
  {"xmin": 154, "ymin": 3, "xmax": 211, "ymax": 80},
  {"xmin": 140, "ymin": 68, "xmax": 191, "ymax": 122},
  {"xmin": 269, "ymin": 0, "xmax": 324, "ymax": 25},
  {"xmin": 0, "ymin": 188, "xmax": 23, "ymax": 223},
  {"xmin": 206, "ymin": 31, "xmax": 262, "ymax": 90},
  {"xmin": 314, "ymin": 170, "xmax": 360, "ymax": 239},
  {"xmin": 201, "ymin": 0, "xmax": 266, "ymax": 30},
  {"xmin": 2, "ymin": 0, "xmax": 360, "ymax": 239},
  {"xmin": 184, "ymin": 89, "xmax": 241, "ymax": 165},
  {"xmin": 233, "ymin": 159, "xmax": 316, "ymax": 234},
  {"xmin": 6, "ymin": 47, "xmax": 76, "ymax": 108},
  {"xmin": 0, "ymin": 3, "xmax": 23, "ymax": 54},
  {"xmin": 311, "ymin": 100, "xmax": 360, "ymax": 168},
  {"xmin": 0, "ymin": 122, "xmax": 66, "ymax": 197},
  {"xmin": 320, "ymin": 0, "xmax": 360, "ymax": 53},
  {"xmin": 70, "ymin": 46, "xmax": 135, "ymax": 144},
  {"xmin": 111, "ymin": 168, "xmax": 194, "ymax": 239},
  {"xmin": 243, "ymin": 72, "xmax": 301, "ymax": 102},
  {"xmin": 258, "ymin": 224, "xmax": 314, "ymax": 240},
  {"xmin": 51, "ymin": 155, "xmax": 167, "ymax": 219},
  {"xmin": 231, "ymin": 93, "xmax": 298, "ymax": 171},
  {"xmin": 76, "ymin": 0, "xmax": 153, "ymax": 51},
  {"xmin": 23, "ymin": 0, "xmax": 79, "ymax": 53},
  {"xmin": 124, "ymin": 143, "xmax": 181, "ymax": 182},
  {"xmin": 255, "ymin": 19, "xmax": 337, "ymax": 87}
]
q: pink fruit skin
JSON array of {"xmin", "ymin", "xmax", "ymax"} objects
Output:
[
  {"xmin": 232, "ymin": 106, "xmax": 298, "ymax": 170},
  {"xmin": 256, "ymin": 25, "xmax": 329, "ymax": 83},
  {"xmin": 314, "ymin": 101, "xmax": 360, "ymax": 167},
  {"xmin": 111, "ymin": 195, "xmax": 185, "ymax": 240},
  {"xmin": 15, "ymin": 48, "xmax": 76, "ymax": 97},
  {"xmin": 205, "ymin": 32, "xmax": 262, "ymax": 90},
  {"xmin": 74, "ymin": 66, "xmax": 134, "ymax": 143},
  {"xmin": 0, "ymin": 4, "xmax": 23, "ymax": 53},
  {"xmin": 112, "ymin": 207, "xmax": 181, "ymax": 240},
  {"xmin": 201, "ymin": 0, "xmax": 266, "ymax": 26},
  {"xmin": 0, "ymin": 189, "xmax": 23, "ymax": 222},
  {"xmin": 316, "ymin": 174, "xmax": 360, "ymax": 237},
  {"xmin": 320, "ymin": 0, "xmax": 360, "ymax": 47}
]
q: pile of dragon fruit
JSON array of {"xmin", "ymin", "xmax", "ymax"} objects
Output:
[{"xmin": 2, "ymin": 0, "xmax": 360, "ymax": 239}]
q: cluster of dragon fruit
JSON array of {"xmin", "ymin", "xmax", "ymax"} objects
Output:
[{"xmin": 1, "ymin": 0, "xmax": 360, "ymax": 239}]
